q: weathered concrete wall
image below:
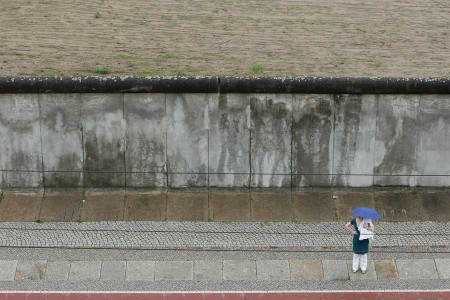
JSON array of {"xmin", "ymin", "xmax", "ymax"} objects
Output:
[{"xmin": 1, "ymin": 77, "xmax": 450, "ymax": 189}]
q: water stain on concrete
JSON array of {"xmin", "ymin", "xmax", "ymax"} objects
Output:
[
  {"xmin": 166, "ymin": 94, "xmax": 209, "ymax": 187},
  {"xmin": 292, "ymin": 95, "xmax": 333, "ymax": 187},
  {"xmin": 209, "ymin": 94, "xmax": 250, "ymax": 187},
  {"xmin": 250, "ymin": 94, "xmax": 291, "ymax": 187}
]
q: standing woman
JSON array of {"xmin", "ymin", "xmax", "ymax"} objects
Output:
[{"xmin": 345, "ymin": 216, "xmax": 374, "ymax": 274}]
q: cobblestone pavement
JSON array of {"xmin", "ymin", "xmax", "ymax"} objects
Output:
[{"xmin": 0, "ymin": 221, "xmax": 449, "ymax": 250}]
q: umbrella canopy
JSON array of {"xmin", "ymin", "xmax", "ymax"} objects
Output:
[{"xmin": 350, "ymin": 207, "xmax": 382, "ymax": 220}]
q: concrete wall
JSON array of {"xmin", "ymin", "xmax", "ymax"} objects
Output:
[{"xmin": 1, "ymin": 92, "xmax": 450, "ymax": 189}]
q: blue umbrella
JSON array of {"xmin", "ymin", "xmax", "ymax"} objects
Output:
[{"xmin": 350, "ymin": 207, "xmax": 382, "ymax": 220}]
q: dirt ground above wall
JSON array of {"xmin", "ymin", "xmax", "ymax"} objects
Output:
[{"xmin": 0, "ymin": 0, "xmax": 449, "ymax": 77}]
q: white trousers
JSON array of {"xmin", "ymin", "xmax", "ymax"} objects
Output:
[{"xmin": 352, "ymin": 254, "xmax": 368, "ymax": 271}]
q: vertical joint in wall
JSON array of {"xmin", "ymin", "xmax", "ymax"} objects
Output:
[
  {"xmin": 291, "ymin": 190, "xmax": 296, "ymax": 222},
  {"xmin": 164, "ymin": 190, "xmax": 168, "ymax": 221},
  {"xmin": 332, "ymin": 195, "xmax": 339, "ymax": 221}
]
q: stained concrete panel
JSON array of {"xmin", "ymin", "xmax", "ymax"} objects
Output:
[
  {"xmin": 15, "ymin": 260, "xmax": 47, "ymax": 280},
  {"xmin": 0, "ymin": 191, "xmax": 42, "ymax": 221},
  {"xmin": 0, "ymin": 94, "xmax": 42, "ymax": 188},
  {"xmin": 81, "ymin": 94, "xmax": 126, "ymax": 187},
  {"xmin": 39, "ymin": 190, "xmax": 82, "ymax": 222},
  {"xmin": 293, "ymin": 192, "xmax": 335, "ymax": 222},
  {"xmin": 421, "ymin": 191, "xmax": 450, "ymax": 221},
  {"xmin": 251, "ymin": 191, "xmax": 292, "ymax": 222},
  {"xmin": 209, "ymin": 94, "xmax": 250, "ymax": 187},
  {"xmin": 84, "ymin": 173, "xmax": 126, "ymax": 188},
  {"xmin": 333, "ymin": 95, "xmax": 377, "ymax": 187},
  {"xmin": 81, "ymin": 190, "xmax": 125, "ymax": 221},
  {"xmin": 250, "ymin": 94, "xmax": 292, "ymax": 187},
  {"xmin": 126, "ymin": 173, "xmax": 166, "ymax": 189},
  {"xmin": 417, "ymin": 95, "xmax": 450, "ymax": 186},
  {"xmin": 124, "ymin": 191, "xmax": 166, "ymax": 221},
  {"xmin": 209, "ymin": 192, "xmax": 250, "ymax": 221},
  {"xmin": 209, "ymin": 174, "xmax": 249, "ymax": 188},
  {"xmin": 125, "ymin": 93, "xmax": 166, "ymax": 188},
  {"xmin": 43, "ymin": 172, "xmax": 83, "ymax": 188},
  {"xmin": 374, "ymin": 175, "xmax": 416, "ymax": 187},
  {"xmin": 166, "ymin": 94, "xmax": 209, "ymax": 187},
  {"xmin": 251, "ymin": 175, "xmax": 291, "ymax": 188},
  {"xmin": 292, "ymin": 95, "xmax": 334, "ymax": 187},
  {"xmin": 289, "ymin": 260, "xmax": 323, "ymax": 280},
  {"xmin": 39, "ymin": 94, "xmax": 83, "ymax": 188},
  {"xmin": 166, "ymin": 192, "xmax": 208, "ymax": 221},
  {"xmin": 374, "ymin": 95, "xmax": 420, "ymax": 186},
  {"xmin": 293, "ymin": 175, "xmax": 332, "ymax": 188},
  {"xmin": 375, "ymin": 191, "xmax": 422, "ymax": 222},
  {"xmin": 374, "ymin": 259, "xmax": 398, "ymax": 279},
  {"xmin": 1, "ymin": 171, "xmax": 42, "ymax": 188},
  {"xmin": 415, "ymin": 176, "xmax": 450, "ymax": 187}
]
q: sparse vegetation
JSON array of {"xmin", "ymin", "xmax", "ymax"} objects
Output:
[
  {"xmin": 94, "ymin": 66, "xmax": 111, "ymax": 74},
  {"xmin": 1, "ymin": 0, "xmax": 449, "ymax": 77},
  {"xmin": 176, "ymin": 68, "xmax": 185, "ymax": 76},
  {"xmin": 127, "ymin": 61, "xmax": 134, "ymax": 67},
  {"xmin": 137, "ymin": 68, "xmax": 158, "ymax": 76},
  {"xmin": 252, "ymin": 63, "xmax": 264, "ymax": 74},
  {"xmin": 76, "ymin": 217, "xmax": 83, "ymax": 223},
  {"xmin": 156, "ymin": 53, "xmax": 178, "ymax": 63}
]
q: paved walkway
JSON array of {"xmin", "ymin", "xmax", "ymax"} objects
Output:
[
  {"xmin": 1, "ymin": 221, "xmax": 449, "ymax": 250},
  {"xmin": 1, "ymin": 257, "xmax": 449, "ymax": 282},
  {"xmin": 1, "ymin": 221, "xmax": 450, "ymax": 293}
]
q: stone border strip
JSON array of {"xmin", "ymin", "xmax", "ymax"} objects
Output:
[
  {"xmin": 1, "ymin": 76, "xmax": 450, "ymax": 94},
  {"xmin": 0, "ymin": 291, "xmax": 449, "ymax": 299},
  {"xmin": 1, "ymin": 259, "xmax": 448, "ymax": 282}
]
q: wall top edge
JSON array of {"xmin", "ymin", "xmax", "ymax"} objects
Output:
[{"xmin": 0, "ymin": 76, "xmax": 449, "ymax": 94}]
